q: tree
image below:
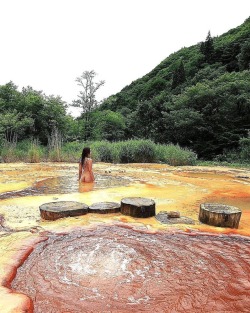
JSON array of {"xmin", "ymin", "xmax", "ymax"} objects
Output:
[
  {"xmin": 171, "ymin": 59, "xmax": 186, "ymax": 90},
  {"xmin": 238, "ymin": 39, "xmax": 250, "ymax": 70},
  {"xmin": 20, "ymin": 87, "xmax": 68, "ymax": 144},
  {"xmin": 0, "ymin": 110, "xmax": 33, "ymax": 144},
  {"xmin": 200, "ymin": 31, "xmax": 214, "ymax": 64},
  {"xmin": 140, "ymin": 77, "xmax": 167, "ymax": 99},
  {"xmin": 0, "ymin": 81, "xmax": 21, "ymax": 113},
  {"xmin": 129, "ymin": 98, "xmax": 167, "ymax": 142},
  {"xmin": 72, "ymin": 70, "xmax": 105, "ymax": 141},
  {"xmin": 90, "ymin": 110, "xmax": 126, "ymax": 141}
]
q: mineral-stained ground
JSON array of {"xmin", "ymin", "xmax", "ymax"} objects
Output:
[{"xmin": 0, "ymin": 162, "xmax": 250, "ymax": 312}]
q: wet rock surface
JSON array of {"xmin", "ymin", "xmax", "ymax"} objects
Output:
[
  {"xmin": 11, "ymin": 225, "xmax": 250, "ymax": 313},
  {"xmin": 88, "ymin": 202, "xmax": 121, "ymax": 214},
  {"xmin": 1, "ymin": 162, "xmax": 250, "ymax": 312},
  {"xmin": 39, "ymin": 201, "xmax": 89, "ymax": 220},
  {"xmin": 156, "ymin": 211, "xmax": 195, "ymax": 225}
]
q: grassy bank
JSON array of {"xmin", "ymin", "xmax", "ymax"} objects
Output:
[
  {"xmin": 1, "ymin": 139, "xmax": 249, "ymax": 167},
  {"xmin": 196, "ymin": 160, "xmax": 250, "ymax": 169},
  {"xmin": 0, "ymin": 139, "xmax": 197, "ymax": 166}
]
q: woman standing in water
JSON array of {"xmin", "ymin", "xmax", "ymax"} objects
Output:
[{"xmin": 79, "ymin": 147, "xmax": 95, "ymax": 183}]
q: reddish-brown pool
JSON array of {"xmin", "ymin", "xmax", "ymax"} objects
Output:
[{"xmin": 12, "ymin": 225, "xmax": 250, "ymax": 313}]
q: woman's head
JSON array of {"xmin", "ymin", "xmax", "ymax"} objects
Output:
[{"xmin": 81, "ymin": 147, "xmax": 91, "ymax": 165}]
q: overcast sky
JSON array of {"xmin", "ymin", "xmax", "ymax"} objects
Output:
[{"xmin": 0, "ymin": 0, "xmax": 249, "ymax": 116}]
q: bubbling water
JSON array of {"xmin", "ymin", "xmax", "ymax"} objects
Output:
[{"xmin": 12, "ymin": 225, "xmax": 250, "ymax": 313}]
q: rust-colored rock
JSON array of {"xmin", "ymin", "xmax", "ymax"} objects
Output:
[
  {"xmin": 156, "ymin": 212, "xmax": 195, "ymax": 225},
  {"xmin": 199, "ymin": 203, "xmax": 242, "ymax": 228},
  {"xmin": 167, "ymin": 211, "xmax": 180, "ymax": 218},
  {"xmin": 121, "ymin": 197, "xmax": 155, "ymax": 218},
  {"xmin": 11, "ymin": 225, "xmax": 250, "ymax": 312},
  {"xmin": 39, "ymin": 201, "xmax": 88, "ymax": 221},
  {"xmin": 88, "ymin": 202, "xmax": 121, "ymax": 214}
]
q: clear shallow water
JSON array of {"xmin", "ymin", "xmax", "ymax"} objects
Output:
[
  {"xmin": 12, "ymin": 225, "xmax": 250, "ymax": 313},
  {"xmin": 0, "ymin": 174, "xmax": 131, "ymax": 199}
]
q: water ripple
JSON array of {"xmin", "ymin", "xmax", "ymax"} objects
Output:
[{"xmin": 12, "ymin": 225, "xmax": 250, "ymax": 313}]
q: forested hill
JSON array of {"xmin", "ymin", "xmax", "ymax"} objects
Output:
[{"xmin": 99, "ymin": 17, "xmax": 250, "ymax": 158}]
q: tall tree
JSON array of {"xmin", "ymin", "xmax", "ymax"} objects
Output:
[
  {"xmin": 171, "ymin": 59, "xmax": 186, "ymax": 89},
  {"xmin": 90, "ymin": 110, "xmax": 126, "ymax": 141},
  {"xmin": 0, "ymin": 110, "xmax": 33, "ymax": 144},
  {"xmin": 20, "ymin": 87, "xmax": 67, "ymax": 143},
  {"xmin": 200, "ymin": 31, "xmax": 214, "ymax": 64},
  {"xmin": 238, "ymin": 39, "xmax": 250, "ymax": 70},
  {"xmin": 72, "ymin": 70, "xmax": 105, "ymax": 141}
]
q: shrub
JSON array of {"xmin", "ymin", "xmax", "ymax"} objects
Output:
[
  {"xmin": 156, "ymin": 143, "xmax": 197, "ymax": 166},
  {"xmin": 61, "ymin": 141, "xmax": 83, "ymax": 162},
  {"xmin": 0, "ymin": 139, "xmax": 197, "ymax": 165},
  {"xmin": 28, "ymin": 140, "xmax": 44, "ymax": 163},
  {"xmin": 117, "ymin": 140, "xmax": 156, "ymax": 163},
  {"xmin": 1, "ymin": 146, "xmax": 18, "ymax": 162},
  {"xmin": 91, "ymin": 141, "xmax": 114, "ymax": 162},
  {"xmin": 239, "ymin": 138, "xmax": 250, "ymax": 161},
  {"xmin": 48, "ymin": 149, "xmax": 62, "ymax": 162},
  {"xmin": 217, "ymin": 137, "xmax": 250, "ymax": 164}
]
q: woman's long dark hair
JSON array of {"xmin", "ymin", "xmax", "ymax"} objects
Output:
[{"xmin": 81, "ymin": 147, "xmax": 90, "ymax": 166}]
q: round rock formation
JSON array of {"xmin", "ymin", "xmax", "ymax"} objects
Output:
[
  {"xmin": 199, "ymin": 203, "xmax": 242, "ymax": 228},
  {"xmin": 121, "ymin": 197, "xmax": 155, "ymax": 218},
  {"xmin": 39, "ymin": 201, "xmax": 88, "ymax": 221},
  {"xmin": 88, "ymin": 202, "xmax": 121, "ymax": 214}
]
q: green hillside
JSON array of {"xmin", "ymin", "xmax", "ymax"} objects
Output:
[
  {"xmin": 99, "ymin": 17, "xmax": 250, "ymax": 159},
  {"xmin": 0, "ymin": 17, "xmax": 250, "ymax": 162}
]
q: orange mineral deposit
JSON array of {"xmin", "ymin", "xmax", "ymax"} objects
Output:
[{"xmin": 0, "ymin": 162, "xmax": 249, "ymax": 312}]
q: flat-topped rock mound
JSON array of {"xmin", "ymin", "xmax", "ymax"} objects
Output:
[
  {"xmin": 156, "ymin": 211, "xmax": 195, "ymax": 225},
  {"xmin": 121, "ymin": 197, "xmax": 155, "ymax": 218},
  {"xmin": 199, "ymin": 203, "xmax": 242, "ymax": 228},
  {"xmin": 40, "ymin": 201, "xmax": 88, "ymax": 221},
  {"xmin": 88, "ymin": 202, "xmax": 121, "ymax": 214}
]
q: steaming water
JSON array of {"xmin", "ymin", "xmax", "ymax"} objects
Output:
[{"xmin": 12, "ymin": 225, "xmax": 250, "ymax": 313}]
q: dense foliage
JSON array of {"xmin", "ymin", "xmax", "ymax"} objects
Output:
[
  {"xmin": 0, "ymin": 17, "xmax": 250, "ymax": 163},
  {"xmin": 0, "ymin": 83, "xmax": 68, "ymax": 144},
  {"xmin": 0, "ymin": 139, "xmax": 197, "ymax": 166},
  {"xmin": 99, "ymin": 17, "xmax": 250, "ymax": 159}
]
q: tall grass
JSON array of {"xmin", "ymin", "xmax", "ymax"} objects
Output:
[
  {"xmin": 2, "ymin": 137, "xmax": 250, "ymax": 167},
  {"xmin": 0, "ymin": 139, "xmax": 197, "ymax": 165},
  {"xmin": 1, "ymin": 145, "xmax": 18, "ymax": 162},
  {"xmin": 0, "ymin": 138, "xmax": 18, "ymax": 162},
  {"xmin": 0, "ymin": 139, "xmax": 46, "ymax": 163},
  {"xmin": 117, "ymin": 140, "xmax": 156, "ymax": 163},
  {"xmin": 48, "ymin": 127, "xmax": 63, "ymax": 162},
  {"xmin": 61, "ymin": 141, "xmax": 83, "ymax": 162},
  {"xmin": 90, "ymin": 140, "xmax": 197, "ymax": 165},
  {"xmin": 156, "ymin": 143, "xmax": 197, "ymax": 166},
  {"xmin": 91, "ymin": 140, "xmax": 157, "ymax": 163},
  {"xmin": 28, "ymin": 139, "xmax": 44, "ymax": 163}
]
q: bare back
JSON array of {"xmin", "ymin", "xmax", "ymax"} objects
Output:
[{"xmin": 79, "ymin": 158, "xmax": 95, "ymax": 183}]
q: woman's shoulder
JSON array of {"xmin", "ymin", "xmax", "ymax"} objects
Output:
[{"xmin": 85, "ymin": 157, "xmax": 92, "ymax": 162}]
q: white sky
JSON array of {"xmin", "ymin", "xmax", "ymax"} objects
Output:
[{"xmin": 0, "ymin": 0, "xmax": 249, "ymax": 116}]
